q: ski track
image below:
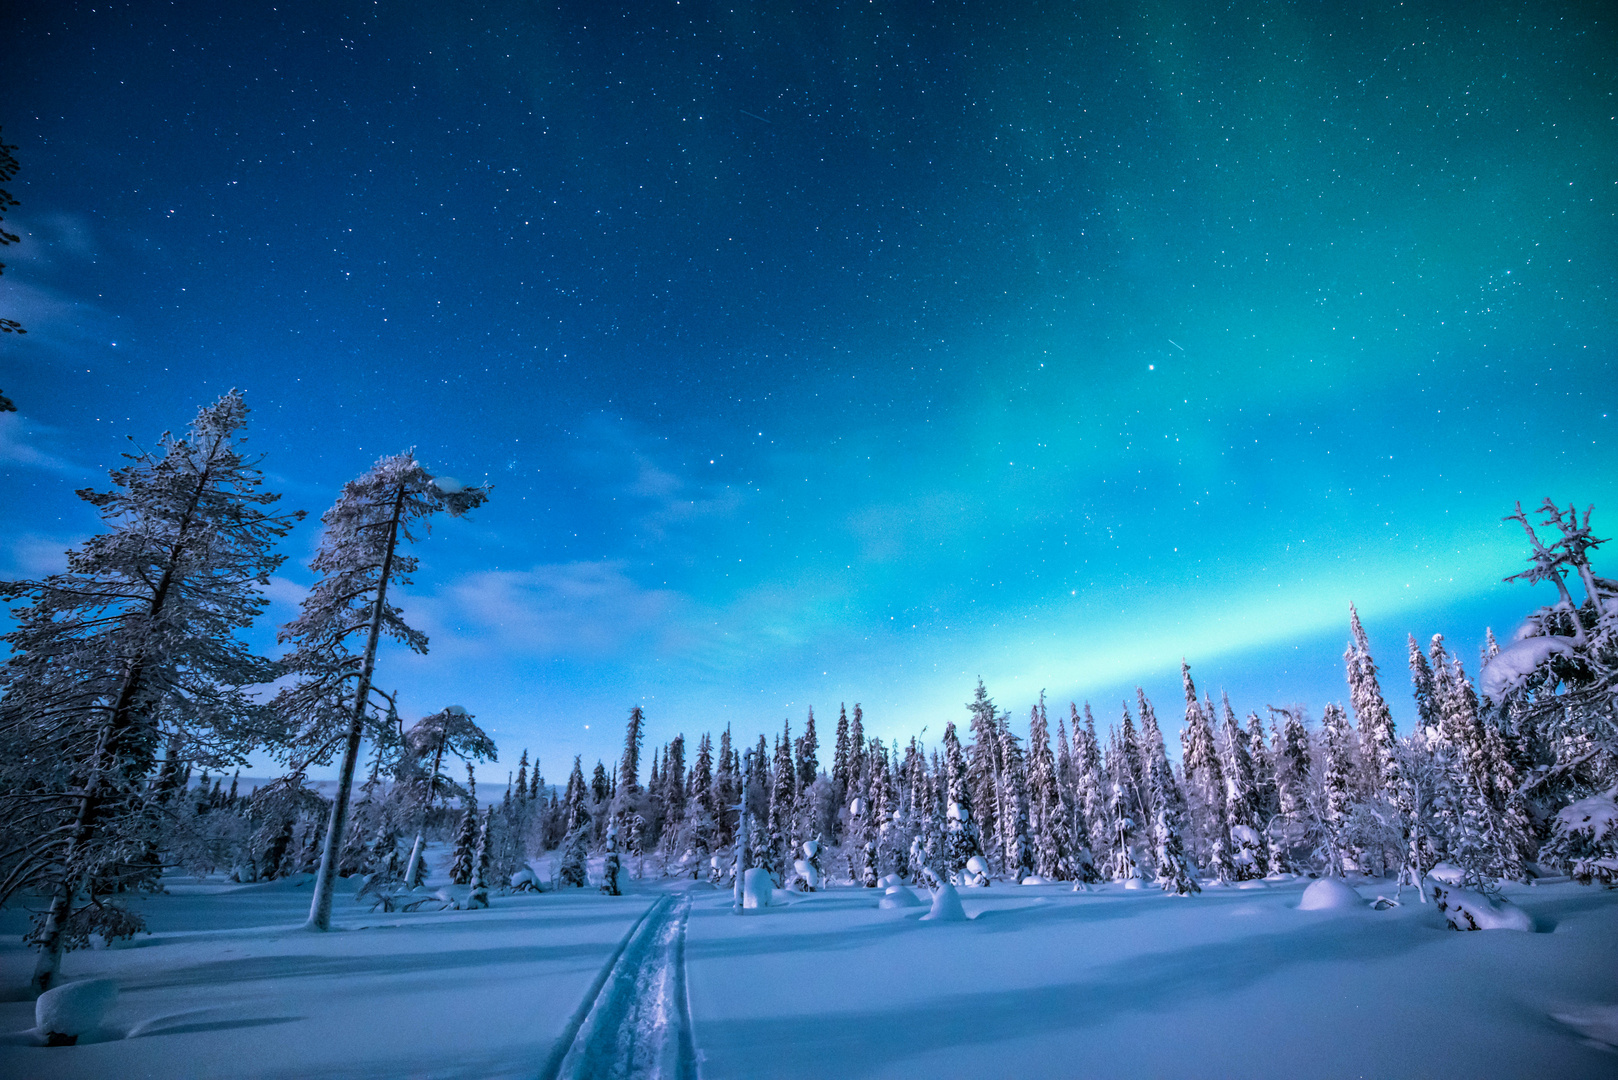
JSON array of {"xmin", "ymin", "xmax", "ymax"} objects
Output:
[{"xmin": 547, "ymin": 893, "xmax": 697, "ymax": 1080}]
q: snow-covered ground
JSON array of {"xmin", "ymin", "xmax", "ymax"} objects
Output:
[{"xmin": 2, "ymin": 872, "xmax": 1616, "ymax": 1078}]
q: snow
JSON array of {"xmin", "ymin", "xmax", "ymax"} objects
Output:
[
  {"xmin": 35, "ymin": 979, "xmax": 118, "ymax": 1041},
  {"xmin": 1554, "ymin": 1005, "xmax": 1618, "ymax": 1049},
  {"xmin": 741, "ymin": 867, "xmax": 774, "ymax": 909},
  {"xmin": 962, "ymin": 856, "xmax": 990, "ymax": 886},
  {"xmin": 1481, "ymin": 635, "xmax": 1578, "ymax": 699},
  {"xmin": 1558, "ymin": 791, "xmax": 1618, "ymax": 837},
  {"xmin": 1428, "ymin": 862, "xmax": 1467, "ymax": 886},
  {"xmin": 1296, "ymin": 878, "xmax": 1366, "ymax": 911},
  {"xmin": 879, "ymin": 885, "xmax": 924, "ymax": 909},
  {"xmin": 1431, "ymin": 884, "xmax": 1535, "ymax": 932},
  {"xmin": 920, "ymin": 883, "xmax": 968, "ymax": 922},
  {"xmin": 4, "ymin": 874, "xmax": 1616, "ymax": 1077}
]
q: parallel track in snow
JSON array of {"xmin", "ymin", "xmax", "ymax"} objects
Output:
[{"xmin": 541, "ymin": 893, "xmax": 698, "ymax": 1080}]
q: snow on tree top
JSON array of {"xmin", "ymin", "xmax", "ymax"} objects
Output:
[{"xmin": 1480, "ymin": 635, "xmax": 1577, "ymax": 700}]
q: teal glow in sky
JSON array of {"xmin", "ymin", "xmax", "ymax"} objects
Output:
[{"xmin": 2, "ymin": 1, "xmax": 1614, "ymax": 777}]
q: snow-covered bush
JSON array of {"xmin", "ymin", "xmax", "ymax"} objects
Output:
[
  {"xmin": 1541, "ymin": 787, "xmax": 1618, "ymax": 886},
  {"xmin": 1429, "ymin": 883, "xmax": 1533, "ymax": 931},
  {"xmin": 36, "ymin": 978, "xmax": 118, "ymax": 1046}
]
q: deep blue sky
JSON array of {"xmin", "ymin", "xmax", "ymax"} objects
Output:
[{"xmin": 3, "ymin": 1, "xmax": 1614, "ymax": 782}]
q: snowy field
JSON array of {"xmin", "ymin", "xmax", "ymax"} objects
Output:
[{"xmin": 2, "ymin": 872, "xmax": 1616, "ymax": 1079}]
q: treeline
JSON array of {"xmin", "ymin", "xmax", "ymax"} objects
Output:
[
  {"xmin": 552, "ymin": 500, "xmax": 1618, "ymax": 904},
  {"xmin": 1, "ymin": 391, "xmax": 1613, "ymax": 1000}
]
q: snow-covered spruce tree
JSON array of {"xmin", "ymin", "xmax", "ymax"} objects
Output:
[
  {"xmin": 467, "ymin": 806, "xmax": 493, "ymax": 908},
  {"xmin": 274, "ymin": 451, "xmax": 485, "ymax": 931},
  {"xmin": 601, "ymin": 820, "xmax": 622, "ymax": 895},
  {"xmin": 941, "ymin": 721, "xmax": 983, "ymax": 882},
  {"xmin": 1429, "ymin": 639, "xmax": 1529, "ymax": 884},
  {"xmin": 0, "ymin": 392, "xmax": 300, "ymax": 994},
  {"xmin": 1318, "ymin": 702, "xmax": 1355, "ymax": 876},
  {"xmin": 1070, "ymin": 703, "xmax": 1105, "ymax": 882},
  {"xmin": 1178, "ymin": 662, "xmax": 1225, "ymax": 874},
  {"xmin": 563, "ymin": 756, "xmax": 589, "ymax": 834},
  {"xmin": 965, "ymin": 681, "xmax": 1003, "ymax": 872},
  {"xmin": 1028, "ymin": 698, "xmax": 1073, "ymax": 880},
  {"xmin": 400, "ymin": 706, "xmax": 496, "ymax": 887},
  {"xmin": 449, "ymin": 764, "xmax": 479, "ymax": 885},
  {"xmin": 765, "ymin": 723, "xmax": 794, "ymax": 885},
  {"xmin": 1346, "ymin": 606, "xmax": 1400, "ymax": 801},
  {"xmin": 832, "ymin": 704, "xmax": 851, "ymax": 815},
  {"xmin": 1135, "ymin": 689, "xmax": 1197, "ymax": 894},
  {"xmin": 1344, "ymin": 606, "xmax": 1402, "ymax": 877},
  {"xmin": 559, "ymin": 825, "xmax": 589, "ymax": 888},
  {"xmin": 1218, "ymin": 695, "xmax": 1263, "ymax": 880}
]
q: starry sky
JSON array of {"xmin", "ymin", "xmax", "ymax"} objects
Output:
[{"xmin": 2, "ymin": 0, "xmax": 1614, "ymax": 781}]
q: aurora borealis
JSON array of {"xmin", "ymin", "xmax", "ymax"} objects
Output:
[{"xmin": 2, "ymin": 1, "xmax": 1614, "ymax": 774}]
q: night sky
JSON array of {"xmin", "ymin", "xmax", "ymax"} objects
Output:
[{"xmin": 3, "ymin": 1, "xmax": 1614, "ymax": 781}]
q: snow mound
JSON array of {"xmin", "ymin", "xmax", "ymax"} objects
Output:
[
  {"xmin": 1428, "ymin": 862, "xmax": 1466, "ymax": 886},
  {"xmin": 1235, "ymin": 879, "xmax": 1268, "ymax": 890},
  {"xmin": 1481, "ymin": 635, "xmax": 1577, "ymax": 700},
  {"xmin": 880, "ymin": 885, "xmax": 924, "ymax": 909},
  {"xmin": 962, "ymin": 856, "xmax": 990, "ymax": 886},
  {"xmin": 509, "ymin": 868, "xmax": 538, "ymax": 891},
  {"xmin": 1297, "ymin": 878, "xmax": 1364, "ymax": 911},
  {"xmin": 877, "ymin": 873, "xmax": 903, "ymax": 889},
  {"xmin": 1431, "ymin": 884, "xmax": 1534, "ymax": 932},
  {"xmin": 1553, "ymin": 1004, "xmax": 1618, "ymax": 1048},
  {"xmin": 1020, "ymin": 875, "xmax": 1049, "ymax": 886},
  {"xmin": 791, "ymin": 858, "xmax": 822, "ymax": 890},
  {"xmin": 1124, "ymin": 878, "xmax": 1146, "ymax": 890},
  {"xmin": 742, "ymin": 867, "xmax": 774, "ymax": 909},
  {"xmin": 37, "ymin": 978, "xmax": 118, "ymax": 1042},
  {"xmin": 921, "ymin": 883, "xmax": 968, "ymax": 921}
]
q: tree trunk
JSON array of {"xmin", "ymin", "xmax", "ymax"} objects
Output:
[{"xmin": 307, "ymin": 482, "xmax": 405, "ymax": 931}]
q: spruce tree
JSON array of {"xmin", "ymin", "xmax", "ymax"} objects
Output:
[
  {"xmin": 449, "ymin": 764, "xmax": 479, "ymax": 886},
  {"xmin": 0, "ymin": 392, "xmax": 299, "ymax": 992},
  {"xmin": 1027, "ymin": 697, "xmax": 1073, "ymax": 880},
  {"xmin": 1219, "ymin": 694, "xmax": 1263, "ymax": 879},
  {"xmin": 1320, "ymin": 702, "xmax": 1355, "ymax": 876},
  {"xmin": 832, "ymin": 704, "xmax": 851, "ymax": 806},
  {"xmin": 467, "ymin": 807, "xmax": 493, "ymax": 908},
  {"xmin": 965, "ymin": 680, "xmax": 1003, "ymax": 870},
  {"xmin": 941, "ymin": 721, "xmax": 982, "ymax": 881},
  {"xmin": 1179, "ymin": 662, "xmax": 1225, "ymax": 872}
]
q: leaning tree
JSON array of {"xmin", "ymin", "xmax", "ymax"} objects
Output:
[
  {"xmin": 0, "ymin": 392, "xmax": 299, "ymax": 993},
  {"xmin": 274, "ymin": 451, "xmax": 486, "ymax": 931}
]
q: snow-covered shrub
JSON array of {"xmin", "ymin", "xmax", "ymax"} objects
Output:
[
  {"xmin": 921, "ymin": 883, "xmax": 967, "ymax": 921},
  {"xmin": 742, "ymin": 867, "xmax": 773, "ymax": 909},
  {"xmin": 1429, "ymin": 883, "xmax": 1533, "ymax": 931},
  {"xmin": 36, "ymin": 978, "xmax": 118, "ymax": 1046},
  {"xmin": 1541, "ymin": 787, "xmax": 1618, "ymax": 886}
]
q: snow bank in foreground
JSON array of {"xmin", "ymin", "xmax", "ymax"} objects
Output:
[
  {"xmin": 36, "ymin": 978, "xmax": 118, "ymax": 1043},
  {"xmin": 1297, "ymin": 878, "xmax": 1364, "ymax": 911},
  {"xmin": 921, "ymin": 883, "xmax": 967, "ymax": 921},
  {"xmin": 1432, "ymin": 883, "xmax": 1534, "ymax": 931}
]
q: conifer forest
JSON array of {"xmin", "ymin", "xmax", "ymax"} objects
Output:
[{"xmin": 3, "ymin": 1, "xmax": 1616, "ymax": 1076}]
